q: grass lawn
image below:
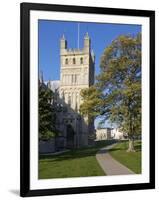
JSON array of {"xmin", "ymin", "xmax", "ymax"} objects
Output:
[
  {"xmin": 39, "ymin": 140, "xmax": 116, "ymax": 179},
  {"xmin": 109, "ymin": 140, "xmax": 141, "ymax": 174}
]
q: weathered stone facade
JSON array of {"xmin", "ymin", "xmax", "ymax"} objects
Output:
[
  {"xmin": 57, "ymin": 33, "xmax": 95, "ymax": 148},
  {"xmin": 59, "ymin": 33, "xmax": 95, "ymax": 147}
]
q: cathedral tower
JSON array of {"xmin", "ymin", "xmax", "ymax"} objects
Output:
[{"xmin": 59, "ymin": 33, "xmax": 95, "ymax": 147}]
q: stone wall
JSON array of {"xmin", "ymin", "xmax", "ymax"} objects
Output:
[{"xmin": 39, "ymin": 139, "xmax": 55, "ymax": 154}]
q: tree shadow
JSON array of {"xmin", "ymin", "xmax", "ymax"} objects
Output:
[
  {"xmin": 134, "ymin": 142, "xmax": 141, "ymax": 152},
  {"xmin": 108, "ymin": 148, "xmax": 123, "ymax": 152},
  {"xmin": 108, "ymin": 140, "xmax": 141, "ymax": 152},
  {"xmin": 39, "ymin": 140, "xmax": 117, "ymax": 162},
  {"xmin": 39, "ymin": 80, "xmax": 95, "ymax": 152}
]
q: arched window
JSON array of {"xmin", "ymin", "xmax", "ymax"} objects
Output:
[
  {"xmin": 80, "ymin": 57, "xmax": 83, "ymax": 64},
  {"xmin": 71, "ymin": 74, "xmax": 74, "ymax": 84},
  {"xmin": 61, "ymin": 91, "xmax": 65, "ymax": 100},
  {"xmin": 68, "ymin": 94, "xmax": 71, "ymax": 106},
  {"xmin": 65, "ymin": 58, "xmax": 68, "ymax": 65},
  {"xmin": 75, "ymin": 102, "xmax": 78, "ymax": 112},
  {"xmin": 73, "ymin": 58, "xmax": 76, "ymax": 64},
  {"xmin": 75, "ymin": 74, "xmax": 77, "ymax": 83}
]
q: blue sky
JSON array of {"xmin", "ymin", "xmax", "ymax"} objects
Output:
[
  {"xmin": 39, "ymin": 20, "xmax": 141, "ymax": 81},
  {"xmin": 38, "ymin": 20, "xmax": 141, "ymax": 128}
]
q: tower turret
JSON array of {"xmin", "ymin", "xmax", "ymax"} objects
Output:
[
  {"xmin": 84, "ymin": 32, "xmax": 90, "ymax": 53},
  {"xmin": 91, "ymin": 49, "xmax": 95, "ymax": 62},
  {"xmin": 60, "ymin": 34, "xmax": 67, "ymax": 55},
  {"xmin": 39, "ymin": 70, "xmax": 44, "ymax": 84}
]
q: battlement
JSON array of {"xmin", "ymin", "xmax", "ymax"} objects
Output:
[
  {"xmin": 67, "ymin": 48, "xmax": 83, "ymax": 53},
  {"xmin": 60, "ymin": 33, "xmax": 91, "ymax": 55},
  {"xmin": 61, "ymin": 48, "xmax": 85, "ymax": 56}
]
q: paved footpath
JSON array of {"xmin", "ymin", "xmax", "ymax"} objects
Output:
[{"xmin": 96, "ymin": 143, "xmax": 134, "ymax": 175}]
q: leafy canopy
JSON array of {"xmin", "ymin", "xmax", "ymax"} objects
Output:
[
  {"xmin": 80, "ymin": 33, "xmax": 141, "ymax": 138},
  {"xmin": 39, "ymin": 84, "xmax": 59, "ymax": 140}
]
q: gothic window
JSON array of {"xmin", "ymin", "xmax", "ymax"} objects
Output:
[
  {"xmin": 73, "ymin": 58, "xmax": 76, "ymax": 64},
  {"xmin": 71, "ymin": 74, "xmax": 74, "ymax": 84},
  {"xmin": 61, "ymin": 91, "xmax": 65, "ymax": 100},
  {"xmin": 75, "ymin": 74, "xmax": 77, "ymax": 83},
  {"xmin": 75, "ymin": 101, "xmax": 78, "ymax": 112},
  {"xmin": 80, "ymin": 57, "xmax": 83, "ymax": 64},
  {"xmin": 71, "ymin": 74, "xmax": 78, "ymax": 84},
  {"xmin": 65, "ymin": 58, "xmax": 68, "ymax": 65},
  {"xmin": 68, "ymin": 94, "xmax": 71, "ymax": 106}
]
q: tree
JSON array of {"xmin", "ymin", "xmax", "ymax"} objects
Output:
[
  {"xmin": 80, "ymin": 86, "xmax": 102, "ymax": 120},
  {"xmin": 80, "ymin": 33, "xmax": 141, "ymax": 152},
  {"xmin": 39, "ymin": 84, "xmax": 59, "ymax": 140}
]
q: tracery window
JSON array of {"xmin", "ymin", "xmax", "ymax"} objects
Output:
[
  {"xmin": 68, "ymin": 94, "xmax": 71, "ymax": 106},
  {"xmin": 80, "ymin": 57, "xmax": 83, "ymax": 64},
  {"xmin": 73, "ymin": 58, "xmax": 76, "ymax": 64},
  {"xmin": 65, "ymin": 58, "xmax": 68, "ymax": 64}
]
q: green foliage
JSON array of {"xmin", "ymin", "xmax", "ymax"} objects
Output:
[
  {"xmin": 80, "ymin": 86, "xmax": 103, "ymax": 119},
  {"xmin": 39, "ymin": 84, "xmax": 59, "ymax": 140},
  {"xmin": 80, "ymin": 33, "xmax": 141, "ymax": 139},
  {"xmin": 98, "ymin": 34, "xmax": 141, "ymax": 138}
]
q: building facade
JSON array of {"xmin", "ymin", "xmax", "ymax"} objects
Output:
[
  {"xmin": 111, "ymin": 128, "xmax": 127, "ymax": 140},
  {"xmin": 95, "ymin": 128, "xmax": 112, "ymax": 141},
  {"xmin": 44, "ymin": 33, "xmax": 95, "ymax": 150}
]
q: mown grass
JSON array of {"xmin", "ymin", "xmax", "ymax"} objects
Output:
[
  {"xmin": 39, "ymin": 140, "xmax": 116, "ymax": 179},
  {"xmin": 109, "ymin": 140, "xmax": 142, "ymax": 174}
]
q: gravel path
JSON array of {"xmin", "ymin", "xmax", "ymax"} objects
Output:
[{"xmin": 96, "ymin": 143, "xmax": 134, "ymax": 175}]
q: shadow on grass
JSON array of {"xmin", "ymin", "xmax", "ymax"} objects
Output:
[
  {"xmin": 108, "ymin": 140, "xmax": 142, "ymax": 152},
  {"xmin": 134, "ymin": 144, "xmax": 142, "ymax": 152},
  {"xmin": 108, "ymin": 148, "xmax": 123, "ymax": 152},
  {"xmin": 39, "ymin": 140, "xmax": 117, "ymax": 162}
]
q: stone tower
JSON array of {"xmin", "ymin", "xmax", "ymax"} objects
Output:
[{"xmin": 59, "ymin": 33, "xmax": 95, "ymax": 148}]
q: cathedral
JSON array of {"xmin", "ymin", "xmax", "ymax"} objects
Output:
[{"xmin": 45, "ymin": 33, "xmax": 95, "ymax": 149}]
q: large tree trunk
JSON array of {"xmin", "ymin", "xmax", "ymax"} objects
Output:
[
  {"xmin": 127, "ymin": 137, "xmax": 135, "ymax": 152},
  {"xmin": 127, "ymin": 109, "xmax": 136, "ymax": 152}
]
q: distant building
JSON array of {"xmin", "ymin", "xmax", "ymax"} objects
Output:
[
  {"xmin": 95, "ymin": 128, "xmax": 112, "ymax": 140},
  {"xmin": 111, "ymin": 128, "xmax": 127, "ymax": 140},
  {"xmin": 95, "ymin": 127, "xmax": 128, "ymax": 141}
]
